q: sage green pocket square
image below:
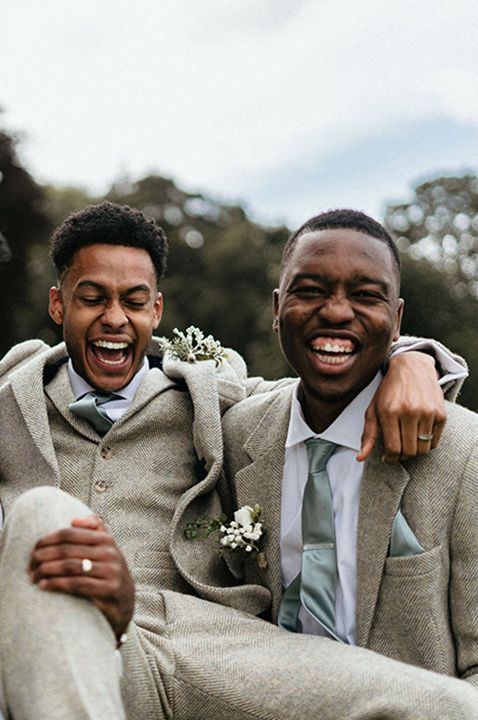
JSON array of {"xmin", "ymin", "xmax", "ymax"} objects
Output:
[{"xmin": 389, "ymin": 509, "xmax": 424, "ymax": 557}]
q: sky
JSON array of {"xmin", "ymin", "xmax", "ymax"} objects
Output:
[{"xmin": 2, "ymin": 0, "xmax": 478, "ymax": 229}]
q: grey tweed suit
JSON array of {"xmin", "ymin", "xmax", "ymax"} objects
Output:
[
  {"xmin": 1, "ymin": 338, "xmax": 478, "ymax": 720},
  {"xmin": 221, "ymin": 383, "xmax": 478, "ymax": 689}
]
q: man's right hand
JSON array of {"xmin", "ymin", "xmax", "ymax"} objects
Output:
[{"xmin": 29, "ymin": 516, "xmax": 135, "ymax": 640}]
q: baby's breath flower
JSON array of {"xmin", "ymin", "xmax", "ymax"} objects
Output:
[
  {"xmin": 185, "ymin": 504, "xmax": 264, "ymax": 555},
  {"xmin": 159, "ymin": 326, "xmax": 228, "ymax": 366}
]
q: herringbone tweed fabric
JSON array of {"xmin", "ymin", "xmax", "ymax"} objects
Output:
[
  {"xmin": 220, "ymin": 383, "xmax": 478, "ymax": 687},
  {"xmin": 0, "ymin": 338, "xmax": 476, "ymax": 719}
]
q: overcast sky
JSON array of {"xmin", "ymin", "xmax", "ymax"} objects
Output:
[{"xmin": 2, "ymin": 0, "xmax": 478, "ymax": 228}]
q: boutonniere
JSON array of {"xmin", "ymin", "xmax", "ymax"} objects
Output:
[
  {"xmin": 158, "ymin": 326, "xmax": 228, "ymax": 366},
  {"xmin": 185, "ymin": 504, "xmax": 266, "ymax": 567}
]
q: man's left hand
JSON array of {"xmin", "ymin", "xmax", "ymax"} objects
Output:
[
  {"xmin": 358, "ymin": 351, "xmax": 446, "ymax": 464},
  {"xmin": 29, "ymin": 516, "xmax": 135, "ymax": 640}
]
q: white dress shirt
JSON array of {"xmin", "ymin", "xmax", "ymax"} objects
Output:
[
  {"xmin": 280, "ymin": 343, "xmax": 467, "ymax": 645},
  {"xmin": 281, "ymin": 373, "xmax": 381, "ymax": 644}
]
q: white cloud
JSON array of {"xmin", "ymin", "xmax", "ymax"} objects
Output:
[{"xmin": 1, "ymin": 0, "xmax": 478, "ymax": 221}]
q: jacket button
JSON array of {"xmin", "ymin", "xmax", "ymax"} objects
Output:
[
  {"xmin": 94, "ymin": 480, "xmax": 107, "ymax": 493},
  {"xmin": 101, "ymin": 446, "xmax": 113, "ymax": 459}
]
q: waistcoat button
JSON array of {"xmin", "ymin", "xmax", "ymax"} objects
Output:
[
  {"xmin": 94, "ymin": 480, "xmax": 107, "ymax": 492},
  {"xmin": 101, "ymin": 446, "xmax": 113, "ymax": 459}
]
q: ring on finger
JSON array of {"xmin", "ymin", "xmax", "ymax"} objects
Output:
[
  {"xmin": 417, "ymin": 433, "xmax": 434, "ymax": 442},
  {"xmin": 81, "ymin": 558, "xmax": 93, "ymax": 576}
]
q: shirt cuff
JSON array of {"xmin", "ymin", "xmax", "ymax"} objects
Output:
[{"xmin": 390, "ymin": 340, "xmax": 468, "ymax": 386}]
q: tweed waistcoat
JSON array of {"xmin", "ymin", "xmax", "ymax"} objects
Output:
[{"xmin": 45, "ymin": 364, "xmax": 197, "ymax": 596}]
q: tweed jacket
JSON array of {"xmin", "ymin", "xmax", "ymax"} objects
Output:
[
  {"xmin": 0, "ymin": 338, "xmax": 280, "ymax": 716},
  {"xmin": 220, "ymin": 384, "xmax": 478, "ymax": 688}
]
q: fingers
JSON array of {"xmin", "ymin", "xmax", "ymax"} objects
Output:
[
  {"xmin": 28, "ymin": 524, "xmax": 135, "ymax": 638},
  {"xmin": 30, "ymin": 541, "xmax": 118, "ymax": 571},
  {"xmin": 71, "ymin": 515, "xmax": 105, "ymax": 531},
  {"xmin": 378, "ymin": 414, "xmax": 402, "ymax": 464},
  {"xmin": 33, "ymin": 561, "xmax": 121, "ymax": 599},
  {"xmin": 429, "ymin": 417, "xmax": 446, "ymax": 450},
  {"xmin": 357, "ymin": 404, "xmax": 379, "ymax": 461},
  {"xmin": 376, "ymin": 350, "xmax": 448, "ymax": 462},
  {"xmin": 34, "ymin": 526, "xmax": 112, "ymax": 551}
]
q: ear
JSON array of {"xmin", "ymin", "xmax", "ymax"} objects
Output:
[
  {"xmin": 49, "ymin": 286, "xmax": 64, "ymax": 325},
  {"xmin": 392, "ymin": 298, "xmax": 404, "ymax": 341},
  {"xmin": 272, "ymin": 289, "xmax": 280, "ymax": 333},
  {"xmin": 152, "ymin": 292, "xmax": 163, "ymax": 329}
]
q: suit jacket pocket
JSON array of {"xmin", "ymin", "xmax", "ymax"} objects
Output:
[
  {"xmin": 369, "ymin": 543, "xmax": 456, "ymax": 675},
  {"xmin": 384, "ymin": 543, "xmax": 441, "ymax": 576}
]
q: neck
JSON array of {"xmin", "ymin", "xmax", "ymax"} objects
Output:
[{"xmin": 298, "ymin": 384, "xmax": 359, "ymax": 434}]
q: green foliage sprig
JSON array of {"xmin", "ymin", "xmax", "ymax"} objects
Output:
[{"xmin": 158, "ymin": 326, "xmax": 228, "ymax": 366}]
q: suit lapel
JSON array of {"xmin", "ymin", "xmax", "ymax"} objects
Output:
[
  {"xmin": 44, "ymin": 361, "xmax": 92, "ymax": 440},
  {"xmin": 355, "ymin": 448, "xmax": 411, "ymax": 646},
  {"xmin": 163, "ymin": 352, "xmax": 245, "ymax": 473},
  {"xmin": 234, "ymin": 389, "xmax": 293, "ymax": 619},
  {"xmin": 9, "ymin": 345, "xmax": 68, "ymax": 479},
  {"xmin": 115, "ymin": 367, "xmax": 177, "ymax": 425}
]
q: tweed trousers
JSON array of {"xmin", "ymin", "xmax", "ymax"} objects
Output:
[
  {"xmin": 2, "ymin": 488, "xmax": 478, "ymax": 720},
  {"xmin": 0, "ymin": 488, "xmax": 125, "ymax": 720}
]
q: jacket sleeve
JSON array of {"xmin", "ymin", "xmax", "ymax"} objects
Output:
[
  {"xmin": 450, "ymin": 440, "xmax": 478, "ymax": 687},
  {"xmin": 388, "ymin": 335, "xmax": 468, "ymax": 402}
]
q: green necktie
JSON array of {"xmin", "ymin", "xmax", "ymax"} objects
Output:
[
  {"xmin": 278, "ymin": 438, "xmax": 340, "ymax": 640},
  {"xmin": 69, "ymin": 391, "xmax": 121, "ymax": 436}
]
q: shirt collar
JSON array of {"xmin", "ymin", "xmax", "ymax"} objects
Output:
[
  {"xmin": 67, "ymin": 357, "xmax": 149, "ymax": 401},
  {"xmin": 286, "ymin": 372, "xmax": 383, "ymax": 452}
]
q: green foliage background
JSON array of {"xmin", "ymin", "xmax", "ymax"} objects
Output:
[{"xmin": 1, "ymin": 127, "xmax": 477, "ymax": 410}]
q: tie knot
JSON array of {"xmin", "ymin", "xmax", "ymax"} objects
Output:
[
  {"xmin": 69, "ymin": 391, "xmax": 123, "ymax": 435},
  {"xmin": 88, "ymin": 391, "xmax": 121, "ymax": 406},
  {"xmin": 305, "ymin": 438, "xmax": 337, "ymax": 473}
]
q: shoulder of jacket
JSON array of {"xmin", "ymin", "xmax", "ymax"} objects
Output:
[
  {"xmin": 0, "ymin": 339, "xmax": 50, "ymax": 376},
  {"xmin": 223, "ymin": 383, "xmax": 292, "ymax": 428}
]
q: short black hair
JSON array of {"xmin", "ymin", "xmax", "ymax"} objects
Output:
[
  {"xmin": 50, "ymin": 201, "xmax": 168, "ymax": 283},
  {"xmin": 281, "ymin": 208, "xmax": 400, "ymax": 275}
]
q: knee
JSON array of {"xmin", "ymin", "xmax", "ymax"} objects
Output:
[{"xmin": 5, "ymin": 487, "xmax": 92, "ymax": 540}]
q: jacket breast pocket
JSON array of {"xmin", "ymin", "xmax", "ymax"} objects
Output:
[
  {"xmin": 384, "ymin": 543, "xmax": 442, "ymax": 576},
  {"xmin": 370, "ymin": 543, "xmax": 456, "ymax": 675}
]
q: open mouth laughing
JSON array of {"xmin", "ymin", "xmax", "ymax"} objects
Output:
[
  {"xmin": 89, "ymin": 339, "xmax": 133, "ymax": 367},
  {"xmin": 309, "ymin": 336, "xmax": 356, "ymax": 365}
]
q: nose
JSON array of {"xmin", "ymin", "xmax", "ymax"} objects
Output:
[
  {"xmin": 101, "ymin": 300, "xmax": 128, "ymax": 328},
  {"xmin": 318, "ymin": 294, "xmax": 355, "ymax": 325}
]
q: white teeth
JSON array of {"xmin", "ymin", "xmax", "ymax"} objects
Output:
[
  {"xmin": 93, "ymin": 340, "xmax": 129, "ymax": 350},
  {"xmin": 312, "ymin": 341, "xmax": 353, "ymax": 354},
  {"xmin": 99, "ymin": 357, "xmax": 125, "ymax": 366},
  {"xmin": 315, "ymin": 353, "xmax": 350, "ymax": 365}
]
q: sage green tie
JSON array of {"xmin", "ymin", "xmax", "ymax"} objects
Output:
[
  {"xmin": 69, "ymin": 391, "xmax": 120, "ymax": 436},
  {"xmin": 278, "ymin": 438, "xmax": 340, "ymax": 640}
]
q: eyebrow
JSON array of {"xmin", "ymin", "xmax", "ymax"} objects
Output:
[
  {"xmin": 289, "ymin": 273, "xmax": 392, "ymax": 294},
  {"xmin": 75, "ymin": 281, "xmax": 152, "ymax": 295}
]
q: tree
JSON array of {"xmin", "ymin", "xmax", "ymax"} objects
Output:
[
  {"xmin": 107, "ymin": 174, "xmax": 290, "ymax": 379},
  {"xmin": 385, "ymin": 175, "xmax": 478, "ymax": 300},
  {"xmin": 385, "ymin": 176, "xmax": 478, "ymax": 411},
  {"xmin": 0, "ymin": 127, "xmax": 52, "ymax": 354}
]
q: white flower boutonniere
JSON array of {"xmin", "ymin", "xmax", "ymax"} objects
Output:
[
  {"xmin": 158, "ymin": 326, "xmax": 227, "ymax": 366},
  {"xmin": 185, "ymin": 504, "xmax": 264, "ymax": 556},
  {"xmin": 220, "ymin": 505, "xmax": 263, "ymax": 553}
]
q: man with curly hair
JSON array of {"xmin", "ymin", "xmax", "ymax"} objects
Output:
[{"xmin": 0, "ymin": 202, "xmax": 474, "ymax": 720}]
